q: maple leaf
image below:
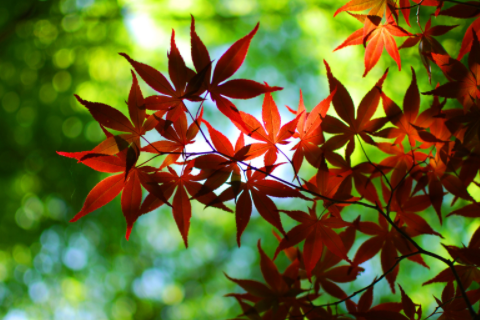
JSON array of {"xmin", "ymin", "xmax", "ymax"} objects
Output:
[
  {"xmin": 120, "ymin": 28, "xmax": 204, "ymax": 124},
  {"xmin": 439, "ymin": 1, "xmax": 480, "ymax": 60},
  {"xmin": 190, "ymin": 120, "xmax": 245, "ymax": 198},
  {"xmin": 334, "ymin": 0, "xmax": 395, "ymax": 17},
  {"xmin": 399, "ymin": 285, "xmax": 422, "ymax": 320},
  {"xmin": 423, "ymin": 225, "xmax": 480, "ymax": 289},
  {"xmin": 352, "ymin": 215, "xmax": 428, "ymax": 292},
  {"xmin": 376, "ymin": 68, "xmax": 448, "ymax": 148},
  {"xmin": 287, "ymin": 90, "xmax": 335, "ymax": 173},
  {"xmin": 334, "ymin": 0, "xmax": 399, "ymax": 35},
  {"xmin": 323, "ymin": 150, "xmax": 382, "ymax": 206},
  {"xmin": 445, "ymin": 100, "xmax": 480, "ymax": 146},
  {"xmin": 399, "ymin": 18, "xmax": 457, "ymax": 83},
  {"xmin": 141, "ymin": 110, "xmax": 201, "ymax": 169},
  {"xmin": 73, "ymin": 71, "xmax": 157, "ymax": 163},
  {"xmin": 226, "ymin": 241, "xmax": 306, "ymax": 320},
  {"xmin": 211, "ymin": 165, "xmax": 309, "ymax": 246},
  {"xmin": 447, "ymin": 201, "xmax": 480, "ymax": 220},
  {"xmin": 145, "ymin": 161, "xmax": 232, "ymax": 247},
  {"xmin": 57, "ymin": 147, "xmax": 165, "ymax": 239},
  {"xmin": 334, "ymin": 16, "xmax": 411, "ymax": 77},
  {"xmin": 382, "ymin": 176, "xmax": 442, "ymax": 237},
  {"xmin": 190, "ymin": 17, "xmax": 282, "ymax": 127},
  {"xmin": 430, "ymin": 281, "xmax": 480, "ymax": 320},
  {"xmin": 423, "ymin": 32, "xmax": 480, "ymax": 111},
  {"xmin": 410, "ymin": 0, "xmax": 445, "ymax": 17},
  {"xmin": 311, "ymin": 223, "xmax": 364, "ymax": 299},
  {"xmin": 233, "ymin": 91, "xmax": 300, "ymax": 166},
  {"xmin": 321, "ymin": 61, "xmax": 388, "ymax": 161},
  {"xmin": 409, "ymin": 151, "xmax": 473, "ymax": 224},
  {"xmin": 375, "ymin": 143, "xmax": 428, "ymax": 180},
  {"xmin": 301, "ymin": 154, "xmax": 364, "ymax": 216},
  {"xmin": 274, "ymin": 203, "xmax": 351, "ymax": 279},
  {"xmin": 345, "ymin": 285, "xmax": 408, "ymax": 320}
]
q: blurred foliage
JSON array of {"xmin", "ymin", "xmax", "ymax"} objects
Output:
[{"xmin": 0, "ymin": 0, "xmax": 474, "ymax": 319}]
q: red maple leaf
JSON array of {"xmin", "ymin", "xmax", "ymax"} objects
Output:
[
  {"xmin": 233, "ymin": 91, "xmax": 300, "ymax": 166},
  {"xmin": 57, "ymin": 147, "xmax": 160, "ymax": 239},
  {"xmin": 191, "ymin": 17, "xmax": 282, "ymax": 127},
  {"xmin": 141, "ymin": 110, "xmax": 201, "ymax": 169},
  {"xmin": 346, "ymin": 285, "xmax": 407, "ymax": 319},
  {"xmin": 321, "ymin": 61, "xmax": 388, "ymax": 161},
  {"xmin": 439, "ymin": 1, "xmax": 480, "ymax": 60},
  {"xmin": 146, "ymin": 161, "xmax": 232, "ymax": 247},
  {"xmin": 226, "ymin": 241, "xmax": 306, "ymax": 320},
  {"xmin": 312, "ymin": 223, "xmax": 364, "ymax": 299},
  {"xmin": 424, "ymin": 225, "xmax": 480, "ymax": 289},
  {"xmin": 399, "ymin": 18, "xmax": 457, "ymax": 82},
  {"xmin": 431, "ymin": 281, "xmax": 480, "ymax": 320},
  {"xmin": 192, "ymin": 119, "xmax": 246, "ymax": 199},
  {"xmin": 287, "ymin": 90, "xmax": 335, "ymax": 173},
  {"xmin": 73, "ymin": 71, "xmax": 158, "ymax": 162},
  {"xmin": 352, "ymin": 215, "xmax": 428, "ymax": 292},
  {"xmin": 274, "ymin": 202, "xmax": 352, "ymax": 279},
  {"xmin": 382, "ymin": 176, "xmax": 442, "ymax": 237},
  {"xmin": 376, "ymin": 68, "xmax": 443, "ymax": 148},
  {"xmin": 334, "ymin": 15, "xmax": 411, "ymax": 77},
  {"xmin": 302, "ymin": 155, "xmax": 359, "ymax": 216},
  {"xmin": 211, "ymin": 165, "xmax": 309, "ymax": 246},
  {"xmin": 423, "ymin": 33, "xmax": 480, "ymax": 111}
]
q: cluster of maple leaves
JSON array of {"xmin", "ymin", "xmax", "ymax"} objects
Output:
[{"xmin": 57, "ymin": 0, "xmax": 480, "ymax": 318}]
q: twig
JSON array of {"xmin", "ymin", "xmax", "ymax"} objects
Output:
[
  {"xmin": 290, "ymin": 252, "xmax": 419, "ymax": 319},
  {"xmin": 376, "ymin": 207, "xmax": 479, "ymax": 320},
  {"xmin": 395, "ymin": 0, "xmax": 425, "ymax": 10},
  {"xmin": 276, "ymin": 146, "xmax": 303, "ymax": 187}
]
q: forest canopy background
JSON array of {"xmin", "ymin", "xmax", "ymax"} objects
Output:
[{"xmin": 0, "ymin": 0, "xmax": 475, "ymax": 319}]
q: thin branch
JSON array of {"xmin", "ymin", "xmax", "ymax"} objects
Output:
[
  {"xmin": 395, "ymin": 0, "xmax": 425, "ymax": 10},
  {"xmin": 176, "ymin": 93, "xmax": 479, "ymax": 319},
  {"xmin": 291, "ymin": 252, "xmax": 419, "ymax": 319},
  {"xmin": 184, "ymin": 94, "xmax": 377, "ymax": 209},
  {"xmin": 386, "ymin": 156, "xmax": 428, "ymax": 216},
  {"xmin": 356, "ymin": 135, "xmax": 392, "ymax": 191},
  {"xmin": 276, "ymin": 146, "xmax": 303, "ymax": 187},
  {"xmin": 376, "ymin": 207, "xmax": 479, "ymax": 319}
]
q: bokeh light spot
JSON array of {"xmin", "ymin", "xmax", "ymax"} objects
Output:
[
  {"xmin": 29, "ymin": 281, "xmax": 50, "ymax": 303},
  {"xmin": 61, "ymin": 14, "xmax": 82, "ymax": 32},
  {"xmin": 0, "ymin": 62, "xmax": 15, "ymax": 80},
  {"xmin": 2, "ymin": 91, "xmax": 20, "ymax": 113},
  {"xmin": 63, "ymin": 247, "xmax": 87, "ymax": 270},
  {"xmin": 111, "ymin": 297, "xmax": 136, "ymax": 319},
  {"xmin": 46, "ymin": 196, "xmax": 66, "ymax": 220},
  {"xmin": 62, "ymin": 117, "xmax": 83, "ymax": 138},
  {"xmin": 20, "ymin": 68, "xmax": 38, "ymax": 85},
  {"xmin": 16, "ymin": 107, "xmax": 36, "ymax": 127},
  {"xmin": 54, "ymin": 48, "xmax": 75, "ymax": 69},
  {"xmin": 84, "ymin": 121, "xmax": 104, "ymax": 142},
  {"xmin": 53, "ymin": 71, "xmax": 72, "ymax": 92},
  {"xmin": 34, "ymin": 20, "xmax": 58, "ymax": 45},
  {"xmin": 39, "ymin": 84, "xmax": 57, "ymax": 104},
  {"xmin": 12, "ymin": 245, "xmax": 31, "ymax": 265},
  {"xmin": 161, "ymin": 284, "xmax": 184, "ymax": 305},
  {"xmin": 62, "ymin": 277, "xmax": 85, "ymax": 302},
  {"xmin": 4, "ymin": 310, "xmax": 28, "ymax": 320}
]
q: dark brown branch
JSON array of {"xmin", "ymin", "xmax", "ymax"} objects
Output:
[
  {"xmin": 395, "ymin": 0, "xmax": 425, "ymax": 10},
  {"xmin": 289, "ymin": 252, "xmax": 419, "ymax": 319},
  {"xmin": 376, "ymin": 206, "xmax": 479, "ymax": 320},
  {"xmin": 175, "ymin": 91, "xmax": 479, "ymax": 319}
]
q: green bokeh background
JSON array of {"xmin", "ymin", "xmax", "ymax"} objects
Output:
[{"xmin": 0, "ymin": 0, "xmax": 477, "ymax": 319}]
